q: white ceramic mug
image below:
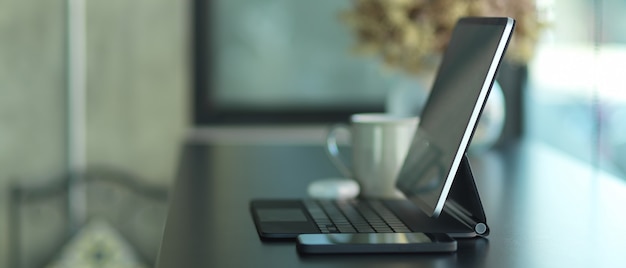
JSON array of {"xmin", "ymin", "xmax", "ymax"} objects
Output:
[{"xmin": 325, "ymin": 113, "xmax": 418, "ymax": 198}]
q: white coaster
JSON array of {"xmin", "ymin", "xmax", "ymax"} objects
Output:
[{"xmin": 307, "ymin": 178, "xmax": 360, "ymax": 199}]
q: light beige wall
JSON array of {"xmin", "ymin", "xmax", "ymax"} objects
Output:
[
  {"xmin": 0, "ymin": 0, "xmax": 189, "ymax": 266},
  {"xmin": 0, "ymin": 1, "xmax": 67, "ymax": 184},
  {"xmin": 85, "ymin": 0, "xmax": 189, "ymax": 184},
  {"xmin": 0, "ymin": 0, "xmax": 67, "ymax": 266}
]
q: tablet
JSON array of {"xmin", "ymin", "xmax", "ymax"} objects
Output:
[{"xmin": 395, "ymin": 17, "xmax": 515, "ymax": 217}]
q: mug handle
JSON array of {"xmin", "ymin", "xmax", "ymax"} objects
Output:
[{"xmin": 325, "ymin": 124, "xmax": 353, "ymax": 178}]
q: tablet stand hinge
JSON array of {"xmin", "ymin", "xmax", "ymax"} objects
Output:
[
  {"xmin": 443, "ymin": 155, "xmax": 489, "ymax": 236},
  {"xmin": 443, "ymin": 200, "xmax": 488, "ymax": 236}
]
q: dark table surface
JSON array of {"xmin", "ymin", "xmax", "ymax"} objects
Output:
[{"xmin": 156, "ymin": 138, "xmax": 626, "ymax": 268}]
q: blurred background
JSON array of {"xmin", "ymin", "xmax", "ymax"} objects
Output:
[
  {"xmin": 1, "ymin": 0, "xmax": 625, "ymax": 267},
  {"xmin": 1, "ymin": 0, "xmax": 187, "ymax": 267}
]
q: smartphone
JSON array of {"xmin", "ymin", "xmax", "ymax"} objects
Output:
[{"xmin": 296, "ymin": 233, "xmax": 457, "ymax": 254}]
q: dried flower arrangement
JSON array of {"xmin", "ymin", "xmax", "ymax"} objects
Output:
[{"xmin": 341, "ymin": 0, "xmax": 547, "ymax": 75}]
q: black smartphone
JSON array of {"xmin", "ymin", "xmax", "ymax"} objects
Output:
[{"xmin": 296, "ymin": 233, "xmax": 457, "ymax": 254}]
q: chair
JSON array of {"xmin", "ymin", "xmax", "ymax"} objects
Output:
[{"xmin": 8, "ymin": 168, "xmax": 169, "ymax": 268}]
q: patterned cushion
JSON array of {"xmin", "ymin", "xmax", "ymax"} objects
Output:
[{"xmin": 47, "ymin": 219, "xmax": 146, "ymax": 268}]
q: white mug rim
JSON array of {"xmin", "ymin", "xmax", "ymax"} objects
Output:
[{"xmin": 351, "ymin": 113, "xmax": 418, "ymax": 124}]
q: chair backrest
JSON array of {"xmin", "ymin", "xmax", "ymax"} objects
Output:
[
  {"xmin": 8, "ymin": 168, "xmax": 169, "ymax": 268},
  {"xmin": 9, "ymin": 179, "xmax": 71, "ymax": 268}
]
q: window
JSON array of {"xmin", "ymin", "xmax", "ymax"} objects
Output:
[
  {"xmin": 527, "ymin": 0, "xmax": 626, "ymax": 178},
  {"xmin": 193, "ymin": 0, "xmax": 393, "ymax": 124}
]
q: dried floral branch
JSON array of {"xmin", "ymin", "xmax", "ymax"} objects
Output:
[{"xmin": 341, "ymin": 0, "xmax": 547, "ymax": 75}]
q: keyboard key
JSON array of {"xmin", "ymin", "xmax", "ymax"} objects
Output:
[
  {"xmin": 374, "ymin": 226, "xmax": 393, "ymax": 233},
  {"xmin": 392, "ymin": 227, "xmax": 411, "ymax": 233},
  {"xmin": 338, "ymin": 226, "xmax": 356, "ymax": 233},
  {"xmin": 306, "ymin": 200, "xmax": 410, "ymax": 234},
  {"xmin": 355, "ymin": 226, "xmax": 375, "ymax": 233},
  {"xmin": 327, "ymin": 226, "xmax": 339, "ymax": 233}
]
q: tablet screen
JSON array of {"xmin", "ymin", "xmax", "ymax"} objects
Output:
[{"xmin": 396, "ymin": 17, "xmax": 515, "ymax": 217}]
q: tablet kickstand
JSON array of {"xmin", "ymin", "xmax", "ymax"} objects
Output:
[{"xmin": 442, "ymin": 155, "xmax": 489, "ymax": 236}]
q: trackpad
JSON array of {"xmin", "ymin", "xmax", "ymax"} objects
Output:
[
  {"xmin": 250, "ymin": 200, "xmax": 319, "ymax": 238},
  {"xmin": 257, "ymin": 209, "xmax": 308, "ymax": 222}
]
